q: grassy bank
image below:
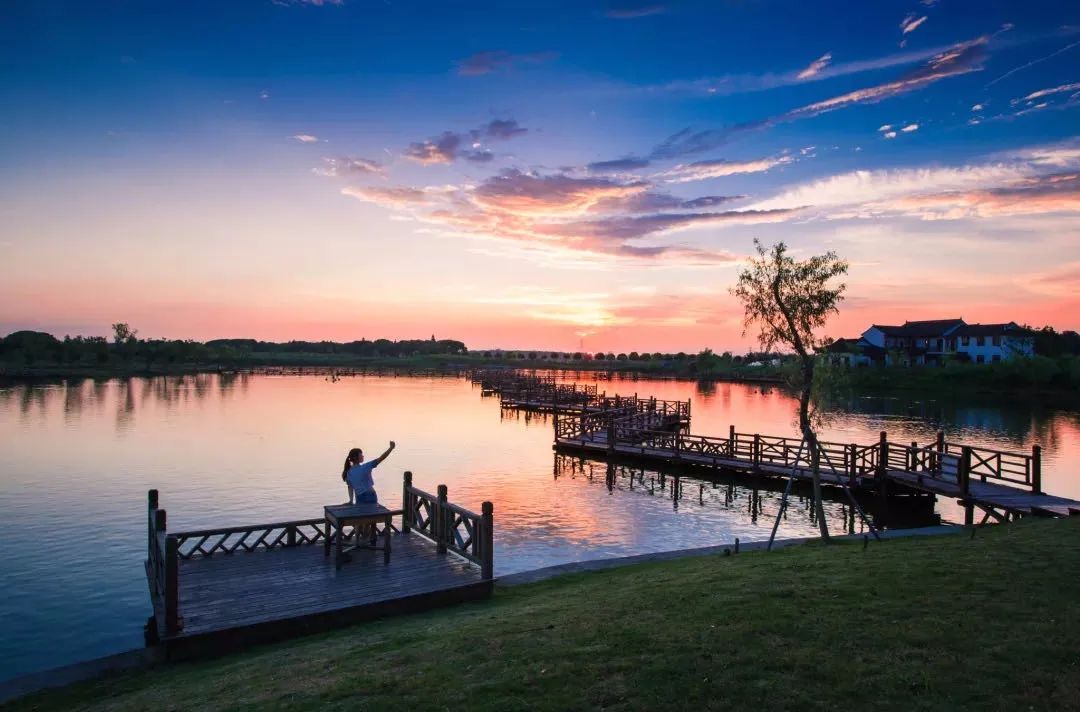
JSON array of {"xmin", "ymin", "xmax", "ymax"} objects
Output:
[
  {"xmin": 819, "ymin": 357, "xmax": 1080, "ymax": 403},
  {"xmin": 9, "ymin": 519, "xmax": 1079, "ymax": 711}
]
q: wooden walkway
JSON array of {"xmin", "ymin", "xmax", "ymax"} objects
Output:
[
  {"xmin": 144, "ymin": 474, "xmax": 494, "ymax": 660},
  {"xmin": 472, "ymin": 369, "xmax": 691, "ymax": 425},
  {"xmin": 555, "ymin": 411, "xmax": 1080, "ymax": 523}
]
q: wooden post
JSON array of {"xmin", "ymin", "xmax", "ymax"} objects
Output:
[
  {"xmin": 402, "ymin": 471, "xmax": 413, "ymax": 533},
  {"xmin": 436, "ymin": 485, "xmax": 448, "ymax": 554},
  {"xmin": 910, "ymin": 441, "xmax": 918, "ymax": 471},
  {"xmin": 147, "ymin": 489, "xmax": 158, "ymax": 559},
  {"xmin": 729, "ymin": 425, "xmax": 736, "ymax": 457},
  {"xmin": 848, "ymin": 443, "xmax": 857, "ymax": 486},
  {"xmin": 876, "ymin": 431, "xmax": 889, "ymax": 505},
  {"xmin": 1032, "ymin": 445, "xmax": 1042, "ymax": 494},
  {"xmin": 753, "ymin": 433, "xmax": 761, "ymax": 468},
  {"xmin": 481, "ymin": 501, "xmax": 494, "ymax": 580},
  {"xmin": 936, "ymin": 431, "xmax": 945, "ymax": 474},
  {"xmin": 287, "ymin": 525, "xmax": 296, "ymax": 547},
  {"xmin": 165, "ymin": 534, "xmax": 179, "ymax": 635},
  {"xmin": 959, "ymin": 446, "xmax": 972, "ymax": 497},
  {"xmin": 607, "ymin": 420, "xmax": 616, "ymax": 455}
]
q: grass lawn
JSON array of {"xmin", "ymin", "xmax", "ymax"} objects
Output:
[{"xmin": 9, "ymin": 519, "xmax": 1080, "ymax": 711}]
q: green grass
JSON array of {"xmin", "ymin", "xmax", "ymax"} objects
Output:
[{"xmin": 9, "ymin": 519, "xmax": 1080, "ymax": 711}]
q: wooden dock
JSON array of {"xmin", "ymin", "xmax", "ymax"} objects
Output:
[
  {"xmin": 555, "ymin": 409, "xmax": 1080, "ymax": 524},
  {"xmin": 472, "ymin": 369, "xmax": 691, "ymax": 424},
  {"xmin": 145, "ymin": 474, "xmax": 493, "ymax": 660}
]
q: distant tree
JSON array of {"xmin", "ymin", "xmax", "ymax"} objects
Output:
[
  {"xmin": 593, "ymin": 352, "xmax": 606, "ymax": 361},
  {"xmin": 528, "ymin": 351, "xmax": 537, "ymax": 360},
  {"xmin": 675, "ymin": 351, "xmax": 687, "ymax": 360},
  {"xmin": 628, "ymin": 351, "xmax": 640, "ymax": 361},
  {"xmin": 573, "ymin": 352, "xmax": 583, "ymax": 360},
  {"xmin": 732, "ymin": 239, "xmax": 848, "ymax": 542},
  {"xmin": 616, "ymin": 353, "xmax": 628, "ymax": 361},
  {"xmin": 112, "ymin": 323, "xmax": 138, "ymax": 344}
]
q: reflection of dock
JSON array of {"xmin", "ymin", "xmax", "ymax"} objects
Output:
[
  {"xmin": 144, "ymin": 475, "xmax": 493, "ymax": 659},
  {"xmin": 555, "ymin": 410, "xmax": 1080, "ymax": 524},
  {"xmin": 553, "ymin": 454, "xmax": 938, "ymax": 533}
]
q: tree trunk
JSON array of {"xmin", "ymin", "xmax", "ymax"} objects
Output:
[
  {"xmin": 773, "ymin": 276, "xmax": 830, "ymax": 543},
  {"xmin": 798, "ymin": 359, "xmax": 830, "ymax": 542}
]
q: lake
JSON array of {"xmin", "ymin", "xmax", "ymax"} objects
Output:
[{"xmin": 1, "ymin": 371, "xmax": 1078, "ymax": 681}]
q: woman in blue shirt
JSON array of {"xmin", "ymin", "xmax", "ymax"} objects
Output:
[{"xmin": 341, "ymin": 441, "xmax": 395, "ymax": 504}]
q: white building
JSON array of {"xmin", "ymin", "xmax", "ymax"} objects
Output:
[{"xmin": 856, "ymin": 319, "xmax": 1034, "ymax": 365}]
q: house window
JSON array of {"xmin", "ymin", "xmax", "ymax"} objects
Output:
[
  {"xmin": 992, "ymin": 335, "xmax": 1001, "ymax": 346},
  {"xmin": 992, "ymin": 355, "xmax": 1001, "ymax": 363},
  {"xmin": 978, "ymin": 336, "xmax": 986, "ymax": 346},
  {"xmin": 976, "ymin": 354, "xmax": 985, "ymax": 364},
  {"xmin": 936, "ymin": 339, "xmax": 943, "ymax": 351},
  {"xmin": 960, "ymin": 336, "xmax": 969, "ymax": 346}
]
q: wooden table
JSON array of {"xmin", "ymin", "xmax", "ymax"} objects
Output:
[{"xmin": 323, "ymin": 503, "xmax": 403, "ymax": 570}]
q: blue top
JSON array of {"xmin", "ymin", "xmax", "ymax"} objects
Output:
[{"xmin": 345, "ymin": 460, "xmax": 379, "ymax": 495}]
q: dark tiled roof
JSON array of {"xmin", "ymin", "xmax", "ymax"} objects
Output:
[
  {"xmin": 871, "ymin": 319, "xmax": 964, "ymax": 337},
  {"xmin": 821, "ymin": 338, "xmax": 884, "ymax": 355},
  {"xmin": 955, "ymin": 322, "xmax": 1030, "ymax": 337}
]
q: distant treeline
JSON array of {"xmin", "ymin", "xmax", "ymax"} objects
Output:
[
  {"xmin": 0, "ymin": 326, "xmax": 466, "ymax": 372},
  {"xmin": 204, "ymin": 338, "xmax": 467, "ymax": 357}
]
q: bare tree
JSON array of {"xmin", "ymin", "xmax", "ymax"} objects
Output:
[{"xmin": 732, "ymin": 240, "xmax": 848, "ymax": 541}]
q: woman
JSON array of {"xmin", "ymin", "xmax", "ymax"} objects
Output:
[{"xmin": 341, "ymin": 441, "xmax": 396, "ymax": 504}]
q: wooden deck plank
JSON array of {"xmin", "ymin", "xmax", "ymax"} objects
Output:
[{"xmin": 172, "ymin": 533, "xmax": 484, "ymax": 639}]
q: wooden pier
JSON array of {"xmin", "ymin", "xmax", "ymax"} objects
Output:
[
  {"xmin": 145, "ymin": 473, "xmax": 493, "ymax": 660},
  {"xmin": 472, "ymin": 369, "xmax": 691, "ymax": 424},
  {"xmin": 555, "ymin": 409, "xmax": 1080, "ymax": 523}
]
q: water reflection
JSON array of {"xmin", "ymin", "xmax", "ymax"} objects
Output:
[
  {"xmin": 1, "ymin": 372, "xmax": 1079, "ymax": 681},
  {"xmin": 552, "ymin": 453, "xmax": 937, "ymax": 536}
]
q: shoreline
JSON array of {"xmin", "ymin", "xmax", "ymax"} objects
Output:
[
  {"xmin": 0, "ymin": 525, "xmax": 960, "ymax": 705},
  {"xmin": 3, "ymin": 361, "xmax": 1078, "ymax": 403}
]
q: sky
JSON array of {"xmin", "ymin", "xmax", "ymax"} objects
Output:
[{"xmin": 1, "ymin": 0, "xmax": 1078, "ymax": 352}]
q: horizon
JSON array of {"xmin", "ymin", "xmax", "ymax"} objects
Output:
[{"xmin": 2, "ymin": 1, "xmax": 1079, "ymax": 352}]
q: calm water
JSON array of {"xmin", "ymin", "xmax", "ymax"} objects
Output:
[{"xmin": 1, "ymin": 372, "xmax": 1079, "ymax": 681}]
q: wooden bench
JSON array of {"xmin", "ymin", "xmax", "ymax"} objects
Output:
[{"xmin": 323, "ymin": 503, "xmax": 404, "ymax": 570}]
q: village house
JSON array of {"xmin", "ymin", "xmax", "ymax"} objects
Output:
[{"xmin": 823, "ymin": 319, "xmax": 1035, "ymax": 366}]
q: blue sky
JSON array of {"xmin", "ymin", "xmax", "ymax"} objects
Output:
[{"xmin": 1, "ymin": 0, "xmax": 1078, "ymax": 350}]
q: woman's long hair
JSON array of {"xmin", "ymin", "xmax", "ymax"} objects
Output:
[{"xmin": 342, "ymin": 447, "xmax": 362, "ymax": 481}]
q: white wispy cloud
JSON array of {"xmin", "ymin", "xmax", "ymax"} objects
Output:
[
  {"xmin": 292, "ymin": 134, "xmax": 319, "ymax": 143},
  {"xmin": 657, "ymin": 156, "xmax": 792, "ymax": 183},
  {"xmin": 900, "ymin": 14, "xmax": 928, "ymax": 35},
  {"xmin": 749, "ymin": 163, "xmax": 1035, "ymax": 212},
  {"xmin": 797, "ymin": 52, "xmax": 832, "ymax": 80},
  {"xmin": 1013, "ymin": 81, "xmax": 1080, "ymax": 104},
  {"xmin": 901, "ymin": 123, "xmax": 919, "ymax": 133}
]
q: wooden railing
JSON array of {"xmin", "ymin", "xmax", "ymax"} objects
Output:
[
  {"xmin": 559, "ymin": 421, "xmax": 1050, "ymax": 497},
  {"xmin": 944, "ymin": 441, "xmax": 1040, "ymax": 492},
  {"xmin": 402, "ymin": 472, "xmax": 494, "ymax": 580},
  {"xmin": 171, "ymin": 518, "xmax": 333, "ymax": 560},
  {"xmin": 145, "ymin": 490, "xmax": 179, "ymax": 635}
]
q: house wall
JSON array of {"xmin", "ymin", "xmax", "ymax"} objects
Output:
[
  {"xmin": 956, "ymin": 335, "xmax": 1034, "ymax": 363},
  {"xmin": 861, "ymin": 327, "xmax": 886, "ymax": 347}
]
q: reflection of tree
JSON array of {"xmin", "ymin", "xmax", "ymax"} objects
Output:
[
  {"xmin": 115, "ymin": 378, "xmax": 136, "ymax": 433},
  {"xmin": 695, "ymin": 380, "xmax": 717, "ymax": 398},
  {"xmin": 62, "ymin": 378, "xmax": 86, "ymax": 421}
]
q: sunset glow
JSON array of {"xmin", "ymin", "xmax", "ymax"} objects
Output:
[{"xmin": 1, "ymin": 1, "xmax": 1078, "ymax": 351}]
